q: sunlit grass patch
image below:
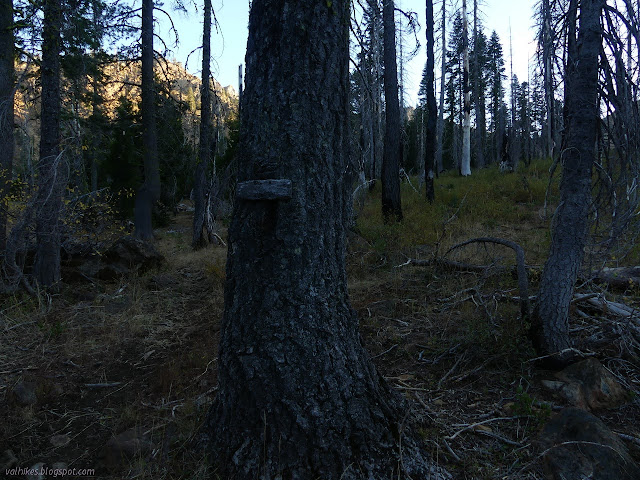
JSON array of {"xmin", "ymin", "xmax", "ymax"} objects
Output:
[{"xmin": 355, "ymin": 160, "xmax": 557, "ymax": 265}]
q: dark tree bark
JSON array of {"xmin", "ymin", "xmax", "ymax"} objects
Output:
[
  {"xmin": 134, "ymin": 0, "xmax": 160, "ymax": 241},
  {"xmin": 34, "ymin": 0, "xmax": 65, "ymax": 287},
  {"xmin": 382, "ymin": 0, "xmax": 403, "ymax": 221},
  {"xmin": 202, "ymin": 1, "xmax": 444, "ymax": 478},
  {"xmin": 531, "ymin": 0, "xmax": 604, "ymax": 363},
  {"xmin": 0, "ymin": 0, "xmax": 14, "ymax": 254},
  {"xmin": 192, "ymin": 0, "xmax": 214, "ymax": 250},
  {"xmin": 425, "ymin": 0, "xmax": 437, "ymax": 203}
]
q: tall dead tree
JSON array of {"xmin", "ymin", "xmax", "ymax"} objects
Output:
[
  {"xmin": 34, "ymin": 0, "xmax": 65, "ymax": 287},
  {"xmin": 541, "ymin": 0, "xmax": 555, "ymax": 159},
  {"xmin": 460, "ymin": 0, "xmax": 471, "ymax": 176},
  {"xmin": 382, "ymin": 0, "xmax": 403, "ymax": 220},
  {"xmin": 424, "ymin": 0, "xmax": 437, "ymax": 202},
  {"xmin": 134, "ymin": 0, "xmax": 160, "ymax": 241},
  {"xmin": 202, "ymin": 1, "xmax": 446, "ymax": 478},
  {"xmin": 192, "ymin": 0, "xmax": 214, "ymax": 249},
  {"xmin": 435, "ymin": 0, "xmax": 447, "ymax": 174},
  {"xmin": 531, "ymin": 0, "xmax": 604, "ymax": 363},
  {"xmin": 0, "ymin": 0, "xmax": 14, "ymax": 254},
  {"xmin": 472, "ymin": 0, "xmax": 486, "ymax": 168}
]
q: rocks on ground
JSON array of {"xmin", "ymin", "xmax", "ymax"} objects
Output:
[
  {"xmin": 541, "ymin": 358, "xmax": 629, "ymax": 411},
  {"xmin": 541, "ymin": 407, "xmax": 640, "ymax": 480}
]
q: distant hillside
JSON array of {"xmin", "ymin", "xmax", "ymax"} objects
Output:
[{"xmin": 12, "ymin": 58, "xmax": 239, "ymax": 179}]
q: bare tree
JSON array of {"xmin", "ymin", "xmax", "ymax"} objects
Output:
[
  {"xmin": 0, "ymin": 0, "xmax": 14, "ymax": 254},
  {"xmin": 435, "ymin": 0, "xmax": 447, "ymax": 174},
  {"xmin": 461, "ymin": 0, "xmax": 471, "ymax": 176},
  {"xmin": 192, "ymin": 0, "xmax": 215, "ymax": 249},
  {"xmin": 382, "ymin": 0, "xmax": 403, "ymax": 220},
  {"xmin": 472, "ymin": 0, "xmax": 486, "ymax": 168},
  {"xmin": 201, "ymin": 1, "xmax": 447, "ymax": 478},
  {"xmin": 425, "ymin": 0, "xmax": 437, "ymax": 202},
  {"xmin": 540, "ymin": 0, "xmax": 555, "ymax": 159},
  {"xmin": 134, "ymin": 0, "xmax": 160, "ymax": 241},
  {"xmin": 531, "ymin": 0, "xmax": 604, "ymax": 362},
  {"xmin": 33, "ymin": 0, "xmax": 66, "ymax": 287}
]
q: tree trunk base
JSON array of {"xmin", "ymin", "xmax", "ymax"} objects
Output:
[{"xmin": 199, "ymin": 387, "xmax": 449, "ymax": 480}]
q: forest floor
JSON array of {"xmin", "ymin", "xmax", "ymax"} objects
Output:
[{"xmin": 1, "ymin": 163, "xmax": 640, "ymax": 479}]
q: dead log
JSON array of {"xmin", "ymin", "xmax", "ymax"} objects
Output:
[{"xmin": 592, "ymin": 266, "xmax": 640, "ymax": 289}]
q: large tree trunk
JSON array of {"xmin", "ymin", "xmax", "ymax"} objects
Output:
[
  {"xmin": 531, "ymin": 0, "xmax": 603, "ymax": 363},
  {"xmin": 203, "ymin": 1, "xmax": 444, "ymax": 478},
  {"xmin": 0, "ymin": 0, "xmax": 14, "ymax": 254},
  {"xmin": 425, "ymin": 0, "xmax": 437, "ymax": 203},
  {"xmin": 34, "ymin": 0, "xmax": 65, "ymax": 287},
  {"xmin": 192, "ymin": 0, "xmax": 213, "ymax": 250},
  {"xmin": 381, "ymin": 0, "xmax": 403, "ymax": 220},
  {"xmin": 460, "ymin": 0, "xmax": 471, "ymax": 176},
  {"xmin": 134, "ymin": 0, "xmax": 160, "ymax": 241}
]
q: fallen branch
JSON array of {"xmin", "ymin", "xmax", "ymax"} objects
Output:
[
  {"xmin": 446, "ymin": 237, "xmax": 530, "ymax": 321},
  {"xmin": 593, "ymin": 266, "xmax": 640, "ymax": 289},
  {"xmin": 84, "ymin": 382, "xmax": 122, "ymax": 388},
  {"xmin": 445, "ymin": 417, "xmax": 516, "ymax": 441}
]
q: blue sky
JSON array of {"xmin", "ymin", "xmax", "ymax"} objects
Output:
[{"xmin": 161, "ymin": 0, "xmax": 537, "ymax": 105}]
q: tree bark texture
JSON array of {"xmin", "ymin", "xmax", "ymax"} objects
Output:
[
  {"xmin": 382, "ymin": 0, "xmax": 403, "ymax": 220},
  {"xmin": 192, "ymin": 0, "xmax": 213, "ymax": 250},
  {"xmin": 134, "ymin": 0, "xmax": 160, "ymax": 241},
  {"xmin": 425, "ymin": 0, "xmax": 437, "ymax": 203},
  {"xmin": 461, "ymin": 0, "xmax": 471, "ymax": 176},
  {"xmin": 0, "ymin": 0, "xmax": 14, "ymax": 254},
  {"xmin": 34, "ymin": 0, "xmax": 65, "ymax": 287},
  {"xmin": 203, "ymin": 1, "xmax": 443, "ymax": 478},
  {"xmin": 531, "ymin": 0, "xmax": 603, "ymax": 362}
]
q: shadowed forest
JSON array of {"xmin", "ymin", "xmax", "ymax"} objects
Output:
[{"xmin": 1, "ymin": 0, "xmax": 640, "ymax": 479}]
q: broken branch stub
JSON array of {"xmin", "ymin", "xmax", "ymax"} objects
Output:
[{"xmin": 236, "ymin": 179, "xmax": 292, "ymax": 201}]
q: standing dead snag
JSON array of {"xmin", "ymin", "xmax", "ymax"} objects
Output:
[{"xmin": 201, "ymin": 1, "xmax": 447, "ymax": 478}]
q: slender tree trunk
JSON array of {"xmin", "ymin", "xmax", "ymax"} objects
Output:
[
  {"xmin": 0, "ymin": 0, "xmax": 14, "ymax": 254},
  {"xmin": 371, "ymin": 0, "xmax": 383, "ymax": 181},
  {"xmin": 382, "ymin": 0, "xmax": 403, "ymax": 220},
  {"xmin": 425, "ymin": 0, "xmax": 437, "ymax": 203},
  {"xmin": 435, "ymin": 0, "xmax": 446, "ymax": 174},
  {"xmin": 542, "ymin": 0, "xmax": 555, "ymax": 159},
  {"xmin": 202, "ymin": 2, "xmax": 446, "ymax": 478},
  {"xmin": 531, "ymin": 0, "xmax": 603, "ymax": 363},
  {"xmin": 472, "ymin": 0, "xmax": 486, "ymax": 168},
  {"xmin": 134, "ymin": 0, "xmax": 160, "ymax": 241},
  {"xmin": 461, "ymin": 0, "xmax": 471, "ymax": 176},
  {"xmin": 34, "ymin": 0, "xmax": 65, "ymax": 287},
  {"xmin": 193, "ymin": 0, "xmax": 213, "ymax": 250}
]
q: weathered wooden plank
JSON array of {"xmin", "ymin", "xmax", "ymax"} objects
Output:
[{"xmin": 236, "ymin": 179, "xmax": 292, "ymax": 200}]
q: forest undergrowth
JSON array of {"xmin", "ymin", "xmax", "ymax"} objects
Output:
[{"xmin": 1, "ymin": 161, "xmax": 639, "ymax": 479}]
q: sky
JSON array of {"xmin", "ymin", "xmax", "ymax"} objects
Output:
[{"xmin": 161, "ymin": 0, "xmax": 538, "ymax": 106}]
